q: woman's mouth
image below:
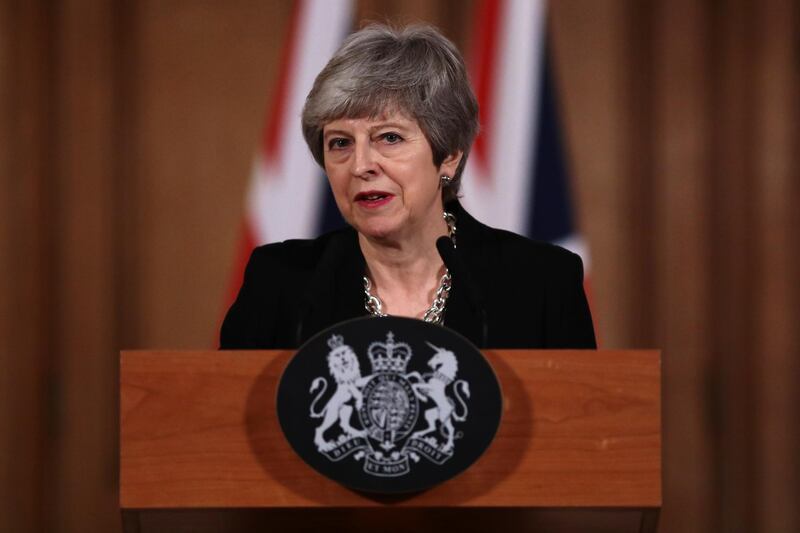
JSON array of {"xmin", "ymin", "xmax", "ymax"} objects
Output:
[{"xmin": 354, "ymin": 191, "xmax": 394, "ymax": 208}]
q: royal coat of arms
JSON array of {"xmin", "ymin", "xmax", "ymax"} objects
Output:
[{"xmin": 308, "ymin": 331, "xmax": 470, "ymax": 477}]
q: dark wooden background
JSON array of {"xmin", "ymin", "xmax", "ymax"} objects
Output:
[{"xmin": 1, "ymin": 1, "xmax": 797, "ymax": 532}]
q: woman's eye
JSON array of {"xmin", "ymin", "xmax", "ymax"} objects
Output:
[
  {"xmin": 328, "ymin": 138, "xmax": 350, "ymax": 150},
  {"xmin": 381, "ymin": 132, "xmax": 402, "ymax": 144}
]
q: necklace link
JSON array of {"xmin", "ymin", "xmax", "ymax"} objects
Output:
[{"xmin": 363, "ymin": 276, "xmax": 387, "ymax": 317}]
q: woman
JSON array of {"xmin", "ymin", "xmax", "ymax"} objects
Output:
[{"xmin": 221, "ymin": 24, "xmax": 595, "ymax": 350}]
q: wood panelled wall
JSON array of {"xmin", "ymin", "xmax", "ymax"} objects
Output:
[{"xmin": 1, "ymin": 1, "xmax": 797, "ymax": 532}]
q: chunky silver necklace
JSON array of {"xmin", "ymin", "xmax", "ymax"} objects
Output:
[{"xmin": 363, "ymin": 211, "xmax": 456, "ymax": 325}]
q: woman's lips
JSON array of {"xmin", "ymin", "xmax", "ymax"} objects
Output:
[{"xmin": 354, "ymin": 191, "xmax": 395, "ymax": 208}]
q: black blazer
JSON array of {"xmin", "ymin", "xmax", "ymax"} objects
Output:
[{"xmin": 220, "ymin": 201, "xmax": 596, "ymax": 350}]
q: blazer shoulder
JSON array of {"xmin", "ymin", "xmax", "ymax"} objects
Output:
[
  {"xmin": 484, "ymin": 226, "xmax": 584, "ymax": 272},
  {"xmin": 220, "ymin": 227, "xmax": 356, "ymax": 350},
  {"xmin": 459, "ymin": 224, "xmax": 594, "ymax": 349},
  {"xmin": 248, "ymin": 227, "xmax": 352, "ymax": 274},
  {"xmin": 248, "ymin": 238, "xmax": 318, "ymax": 274}
]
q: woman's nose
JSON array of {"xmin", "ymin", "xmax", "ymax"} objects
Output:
[{"xmin": 350, "ymin": 141, "xmax": 378, "ymax": 178}]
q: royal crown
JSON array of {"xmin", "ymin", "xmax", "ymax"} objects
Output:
[
  {"xmin": 327, "ymin": 334, "xmax": 345, "ymax": 350},
  {"xmin": 367, "ymin": 331, "xmax": 412, "ymax": 373}
]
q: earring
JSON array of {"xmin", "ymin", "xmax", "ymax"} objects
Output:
[{"xmin": 440, "ymin": 175, "xmax": 453, "ymax": 185}]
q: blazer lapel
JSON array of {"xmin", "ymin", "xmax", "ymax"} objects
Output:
[
  {"xmin": 443, "ymin": 200, "xmax": 493, "ymax": 348},
  {"xmin": 331, "ymin": 233, "xmax": 368, "ymax": 324},
  {"xmin": 300, "ymin": 228, "xmax": 365, "ymax": 344}
]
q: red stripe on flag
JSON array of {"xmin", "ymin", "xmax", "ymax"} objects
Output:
[
  {"xmin": 469, "ymin": 0, "xmax": 503, "ymax": 176},
  {"xmin": 262, "ymin": 0, "xmax": 302, "ymax": 161}
]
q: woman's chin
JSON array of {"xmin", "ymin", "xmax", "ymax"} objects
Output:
[
  {"xmin": 353, "ymin": 218, "xmax": 403, "ymax": 241},
  {"xmin": 357, "ymin": 225, "xmax": 396, "ymax": 241}
]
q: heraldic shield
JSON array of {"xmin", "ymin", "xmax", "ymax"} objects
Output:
[{"xmin": 276, "ymin": 316, "xmax": 503, "ymax": 494}]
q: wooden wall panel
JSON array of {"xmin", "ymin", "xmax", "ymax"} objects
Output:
[
  {"xmin": 649, "ymin": 2, "xmax": 714, "ymax": 531},
  {"xmin": 0, "ymin": 2, "xmax": 55, "ymax": 532},
  {"xmin": 50, "ymin": 1, "xmax": 121, "ymax": 531},
  {"xmin": 709, "ymin": 1, "xmax": 757, "ymax": 531},
  {"xmin": 357, "ymin": 0, "xmax": 475, "ymax": 46},
  {"xmin": 752, "ymin": 1, "xmax": 800, "ymax": 531}
]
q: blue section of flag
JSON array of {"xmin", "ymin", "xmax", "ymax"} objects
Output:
[
  {"xmin": 317, "ymin": 173, "xmax": 347, "ymax": 233},
  {"xmin": 526, "ymin": 43, "xmax": 575, "ymax": 243}
]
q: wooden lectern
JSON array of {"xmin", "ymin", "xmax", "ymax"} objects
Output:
[{"xmin": 120, "ymin": 350, "xmax": 660, "ymax": 532}]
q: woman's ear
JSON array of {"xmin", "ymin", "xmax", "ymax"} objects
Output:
[{"xmin": 439, "ymin": 151, "xmax": 463, "ymax": 177}]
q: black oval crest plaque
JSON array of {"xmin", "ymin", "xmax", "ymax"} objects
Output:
[{"xmin": 276, "ymin": 316, "xmax": 503, "ymax": 494}]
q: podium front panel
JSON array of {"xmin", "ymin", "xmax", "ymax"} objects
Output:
[{"xmin": 120, "ymin": 349, "xmax": 660, "ymax": 509}]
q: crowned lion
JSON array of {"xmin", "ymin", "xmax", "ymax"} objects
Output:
[{"xmin": 309, "ymin": 335, "xmax": 370, "ymax": 452}]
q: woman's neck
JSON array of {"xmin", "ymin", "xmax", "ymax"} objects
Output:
[{"xmin": 359, "ymin": 215, "xmax": 449, "ymax": 318}]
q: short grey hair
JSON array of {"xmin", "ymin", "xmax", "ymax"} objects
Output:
[{"xmin": 301, "ymin": 23, "xmax": 479, "ymax": 202}]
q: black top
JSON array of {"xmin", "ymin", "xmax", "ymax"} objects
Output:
[{"xmin": 220, "ymin": 201, "xmax": 596, "ymax": 350}]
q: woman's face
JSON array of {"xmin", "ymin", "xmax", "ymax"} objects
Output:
[{"xmin": 322, "ymin": 111, "xmax": 461, "ymax": 242}]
